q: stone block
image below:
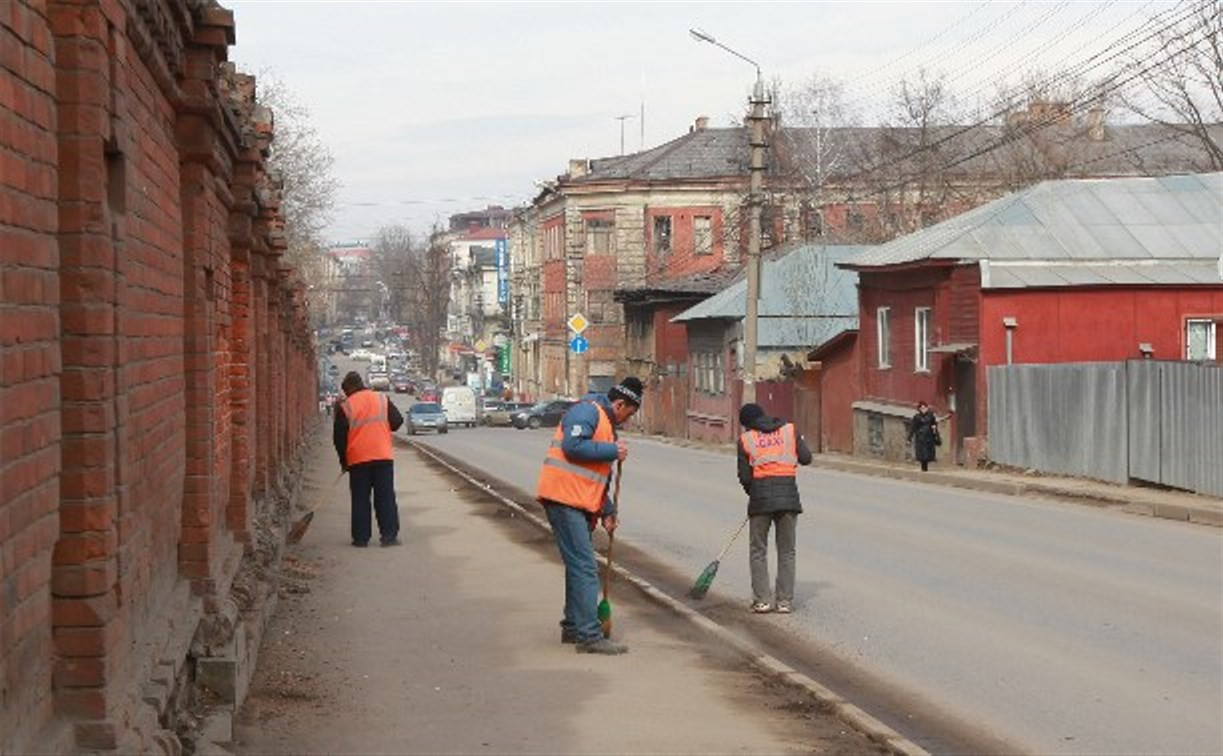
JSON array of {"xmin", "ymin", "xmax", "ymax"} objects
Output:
[{"xmin": 196, "ymin": 657, "xmax": 237, "ymax": 703}]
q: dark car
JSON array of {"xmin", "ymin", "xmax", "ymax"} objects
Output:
[
  {"xmin": 405, "ymin": 402, "xmax": 448, "ymax": 435},
  {"xmin": 512, "ymin": 400, "xmax": 576, "ymax": 430},
  {"xmin": 391, "ymin": 373, "xmax": 413, "ymax": 394}
]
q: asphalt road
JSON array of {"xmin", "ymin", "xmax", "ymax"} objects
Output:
[{"xmin": 411, "ymin": 424, "xmax": 1223, "ymax": 755}]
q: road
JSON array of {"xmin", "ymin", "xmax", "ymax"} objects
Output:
[{"xmin": 410, "ymin": 424, "xmax": 1223, "ymax": 755}]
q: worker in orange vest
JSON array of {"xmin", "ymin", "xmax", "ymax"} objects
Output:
[
  {"xmin": 737, "ymin": 403, "xmax": 812, "ymax": 614},
  {"xmin": 536, "ymin": 377, "xmax": 643, "ymax": 655},
  {"xmin": 334, "ymin": 371, "xmax": 404, "ymax": 547}
]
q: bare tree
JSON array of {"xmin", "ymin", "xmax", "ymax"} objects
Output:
[
  {"xmin": 374, "ymin": 224, "xmax": 451, "ymax": 380},
  {"xmin": 257, "ymin": 72, "xmax": 341, "ymax": 271},
  {"xmin": 1121, "ymin": 1, "xmax": 1223, "ymax": 169}
]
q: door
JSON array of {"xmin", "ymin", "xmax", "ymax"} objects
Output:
[{"xmin": 954, "ymin": 357, "xmax": 977, "ymax": 464}]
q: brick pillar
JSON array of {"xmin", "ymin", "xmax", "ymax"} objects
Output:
[
  {"xmin": 48, "ymin": 2, "xmax": 124, "ymax": 745},
  {"xmin": 251, "ymin": 251, "xmax": 271, "ymax": 497}
]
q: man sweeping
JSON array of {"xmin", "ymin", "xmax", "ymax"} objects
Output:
[
  {"xmin": 536, "ymin": 377, "xmax": 643, "ymax": 655},
  {"xmin": 737, "ymin": 403, "xmax": 812, "ymax": 614}
]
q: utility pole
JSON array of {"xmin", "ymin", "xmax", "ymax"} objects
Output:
[
  {"xmin": 690, "ymin": 28, "xmax": 769, "ymax": 402},
  {"xmin": 744, "ymin": 73, "xmax": 768, "ymax": 403},
  {"xmin": 615, "ymin": 114, "xmax": 636, "ymax": 156}
]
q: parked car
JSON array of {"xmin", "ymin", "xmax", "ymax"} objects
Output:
[
  {"xmin": 405, "ymin": 402, "xmax": 448, "ymax": 435},
  {"xmin": 441, "ymin": 386, "xmax": 479, "ymax": 427},
  {"xmin": 350, "ymin": 348, "xmax": 371, "ymax": 361},
  {"xmin": 327, "ymin": 363, "xmax": 340, "ymax": 376},
  {"xmin": 484, "ymin": 401, "xmax": 532, "ymax": 427},
  {"xmin": 512, "ymin": 400, "xmax": 576, "ymax": 430}
]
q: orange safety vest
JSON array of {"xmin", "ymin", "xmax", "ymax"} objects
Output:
[
  {"xmin": 741, "ymin": 423, "xmax": 798, "ymax": 479},
  {"xmin": 341, "ymin": 390, "xmax": 393, "ymax": 466},
  {"xmin": 535, "ymin": 401, "xmax": 615, "ymax": 513}
]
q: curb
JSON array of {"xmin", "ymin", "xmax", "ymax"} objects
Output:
[
  {"xmin": 410, "ymin": 440, "xmax": 930, "ymax": 756},
  {"xmin": 625, "ymin": 432, "xmax": 1222, "ymax": 528}
]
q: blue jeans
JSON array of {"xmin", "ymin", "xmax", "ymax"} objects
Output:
[
  {"xmin": 349, "ymin": 461, "xmax": 399, "ymax": 544},
  {"xmin": 543, "ymin": 502, "xmax": 601, "ymax": 643}
]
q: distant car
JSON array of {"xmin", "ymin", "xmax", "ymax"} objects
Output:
[
  {"xmin": 327, "ymin": 364, "xmax": 340, "ymax": 376},
  {"xmin": 391, "ymin": 374, "xmax": 413, "ymax": 394},
  {"xmin": 350, "ymin": 348, "xmax": 371, "ymax": 361},
  {"xmin": 484, "ymin": 401, "xmax": 532, "ymax": 427},
  {"xmin": 441, "ymin": 386, "xmax": 479, "ymax": 427},
  {"xmin": 512, "ymin": 400, "xmax": 576, "ymax": 430},
  {"xmin": 405, "ymin": 402, "xmax": 448, "ymax": 435},
  {"xmin": 367, "ymin": 370, "xmax": 390, "ymax": 391},
  {"xmin": 418, "ymin": 386, "xmax": 440, "ymax": 403}
]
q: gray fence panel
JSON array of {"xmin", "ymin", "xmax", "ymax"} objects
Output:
[
  {"xmin": 987, "ymin": 363, "xmax": 1128, "ymax": 484},
  {"xmin": 1126, "ymin": 361, "xmax": 1161, "ymax": 484},
  {"xmin": 1157, "ymin": 362, "xmax": 1223, "ymax": 497}
]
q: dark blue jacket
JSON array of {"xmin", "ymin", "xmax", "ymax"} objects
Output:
[{"xmin": 557, "ymin": 393, "xmax": 620, "ymax": 516}]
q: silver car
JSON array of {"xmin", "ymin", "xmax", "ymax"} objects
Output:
[{"xmin": 405, "ymin": 402, "xmax": 448, "ymax": 435}]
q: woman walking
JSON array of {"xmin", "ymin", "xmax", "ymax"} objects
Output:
[{"xmin": 907, "ymin": 401, "xmax": 940, "ymax": 472}]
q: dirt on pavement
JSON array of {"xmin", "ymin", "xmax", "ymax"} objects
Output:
[{"xmin": 235, "ymin": 427, "xmax": 885, "ymax": 754}]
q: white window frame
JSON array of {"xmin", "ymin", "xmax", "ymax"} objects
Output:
[
  {"xmin": 914, "ymin": 307, "xmax": 931, "ymax": 372},
  {"xmin": 1186, "ymin": 318, "xmax": 1217, "ymax": 360},
  {"xmin": 693, "ymin": 215, "xmax": 713, "ymax": 256},
  {"xmin": 877, "ymin": 307, "xmax": 891, "ymax": 368}
]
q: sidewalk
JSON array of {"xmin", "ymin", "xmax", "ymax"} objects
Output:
[
  {"xmin": 233, "ymin": 427, "xmax": 886, "ymax": 754},
  {"xmin": 634, "ymin": 433, "xmax": 1222, "ymax": 528}
]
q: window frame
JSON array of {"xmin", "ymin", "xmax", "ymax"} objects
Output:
[
  {"xmin": 876, "ymin": 307, "xmax": 891, "ymax": 369},
  {"xmin": 693, "ymin": 215, "xmax": 713, "ymax": 256},
  {"xmin": 1186, "ymin": 318, "xmax": 1217, "ymax": 360},
  {"xmin": 914, "ymin": 306, "xmax": 931, "ymax": 373},
  {"xmin": 652, "ymin": 215, "xmax": 672, "ymax": 257}
]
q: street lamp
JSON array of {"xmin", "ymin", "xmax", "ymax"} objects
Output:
[{"xmin": 690, "ymin": 27, "xmax": 769, "ymax": 403}]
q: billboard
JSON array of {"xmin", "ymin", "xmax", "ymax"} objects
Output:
[{"xmin": 495, "ymin": 238, "xmax": 509, "ymax": 306}]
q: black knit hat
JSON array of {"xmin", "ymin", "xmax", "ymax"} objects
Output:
[
  {"xmin": 739, "ymin": 402, "xmax": 765, "ymax": 427},
  {"xmin": 608, "ymin": 376, "xmax": 644, "ymax": 406}
]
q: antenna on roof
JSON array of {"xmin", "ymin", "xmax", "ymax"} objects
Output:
[
  {"xmin": 640, "ymin": 70, "xmax": 646, "ymax": 151},
  {"xmin": 615, "ymin": 114, "xmax": 636, "ymax": 156}
]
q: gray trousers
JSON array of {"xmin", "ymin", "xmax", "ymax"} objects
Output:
[{"xmin": 749, "ymin": 512, "xmax": 797, "ymax": 604}]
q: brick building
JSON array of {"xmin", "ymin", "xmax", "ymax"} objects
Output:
[{"xmin": 2, "ymin": 1, "xmax": 317, "ymax": 752}]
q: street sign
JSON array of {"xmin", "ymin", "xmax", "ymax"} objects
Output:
[
  {"xmin": 567, "ymin": 313, "xmax": 589, "ymax": 334},
  {"xmin": 570, "ymin": 336, "xmax": 589, "ymax": 354},
  {"xmin": 474, "ymin": 339, "xmax": 487, "ymax": 353},
  {"xmin": 497, "ymin": 344, "xmax": 511, "ymax": 375}
]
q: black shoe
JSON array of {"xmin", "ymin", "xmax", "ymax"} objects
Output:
[
  {"xmin": 561, "ymin": 629, "xmax": 578, "ymax": 644},
  {"xmin": 380, "ymin": 538, "xmax": 402, "ymax": 547},
  {"xmin": 351, "ymin": 541, "xmax": 369, "ymax": 548}
]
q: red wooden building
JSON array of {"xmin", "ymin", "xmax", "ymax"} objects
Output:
[{"xmin": 838, "ymin": 173, "xmax": 1223, "ymax": 464}]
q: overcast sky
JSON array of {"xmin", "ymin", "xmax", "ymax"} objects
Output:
[{"xmin": 226, "ymin": 1, "xmax": 1165, "ymax": 243}]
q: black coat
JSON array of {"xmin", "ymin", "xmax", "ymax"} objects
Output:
[
  {"xmin": 908, "ymin": 410, "xmax": 939, "ymax": 463},
  {"xmin": 737, "ymin": 416, "xmax": 813, "ymax": 516}
]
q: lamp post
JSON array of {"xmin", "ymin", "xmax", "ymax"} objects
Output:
[{"xmin": 690, "ymin": 28, "xmax": 769, "ymax": 403}]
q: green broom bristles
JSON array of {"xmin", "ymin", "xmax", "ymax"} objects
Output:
[{"xmin": 689, "ymin": 560, "xmax": 720, "ymax": 599}]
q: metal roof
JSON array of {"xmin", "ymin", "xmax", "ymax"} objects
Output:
[
  {"xmin": 673, "ymin": 245, "xmax": 866, "ymax": 348},
  {"xmin": 840, "ymin": 173, "xmax": 1223, "ymax": 281}
]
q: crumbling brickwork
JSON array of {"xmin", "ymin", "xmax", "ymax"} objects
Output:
[{"xmin": 1, "ymin": 1, "xmax": 317, "ymax": 751}]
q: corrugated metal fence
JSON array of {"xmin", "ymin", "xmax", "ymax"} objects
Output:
[{"xmin": 988, "ymin": 361, "xmax": 1223, "ymax": 497}]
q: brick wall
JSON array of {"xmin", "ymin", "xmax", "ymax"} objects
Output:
[{"xmin": 1, "ymin": 1, "xmax": 317, "ymax": 752}]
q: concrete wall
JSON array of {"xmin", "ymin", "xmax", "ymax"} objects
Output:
[{"xmin": 0, "ymin": 2, "xmax": 316, "ymax": 751}]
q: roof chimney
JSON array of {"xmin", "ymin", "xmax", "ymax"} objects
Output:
[
  {"xmin": 568, "ymin": 159, "xmax": 590, "ymax": 178},
  {"xmin": 694, "ymin": 115, "xmax": 709, "ymax": 131}
]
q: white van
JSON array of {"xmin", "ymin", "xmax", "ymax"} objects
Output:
[{"xmin": 441, "ymin": 386, "xmax": 479, "ymax": 427}]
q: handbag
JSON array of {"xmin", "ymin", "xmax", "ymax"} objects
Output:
[{"xmin": 933, "ymin": 428, "xmax": 942, "ymax": 446}]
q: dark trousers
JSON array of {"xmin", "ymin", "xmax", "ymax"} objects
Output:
[{"xmin": 348, "ymin": 462, "xmax": 399, "ymax": 544}]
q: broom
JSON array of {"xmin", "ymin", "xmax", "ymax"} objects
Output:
[
  {"xmin": 688, "ymin": 515, "xmax": 749, "ymax": 600},
  {"xmin": 597, "ymin": 459, "xmax": 623, "ymax": 637},
  {"xmin": 287, "ymin": 469, "xmax": 346, "ymax": 545}
]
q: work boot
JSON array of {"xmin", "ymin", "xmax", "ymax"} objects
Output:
[
  {"xmin": 561, "ymin": 629, "xmax": 578, "ymax": 644},
  {"xmin": 575, "ymin": 638, "xmax": 628, "ymax": 655}
]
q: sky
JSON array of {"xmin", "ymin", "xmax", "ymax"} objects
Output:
[{"xmin": 226, "ymin": 1, "xmax": 1172, "ymax": 244}]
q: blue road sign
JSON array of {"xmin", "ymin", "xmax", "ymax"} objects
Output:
[{"xmin": 570, "ymin": 336, "xmax": 589, "ymax": 354}]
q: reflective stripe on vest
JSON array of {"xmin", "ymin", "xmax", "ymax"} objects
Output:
[
  {"xmin": 741, "ymin": 424, "xmax": 798, "ymax": 479},
  {"xmin": 535, "ymin": 401, "xmax": 614, "ymax": 513},
  {"xmin": 341, "ymin": 391, "xmax": 393, "ymax": 465}
]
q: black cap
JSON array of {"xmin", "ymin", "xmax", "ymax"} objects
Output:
[
  {"xmin": 608, "ymin": 376, "xmax": 644, "ymax": 406},
  {"xmin": 739, "ymin": 402, "xmax": 765, "ymax": 427}
]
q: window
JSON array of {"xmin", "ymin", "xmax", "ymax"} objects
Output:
[
  {"xmin": 692, "ymin": 351, "xmax": 724, "ymax": 394},
  {"xmin": 1186, "ymin": 319, "xmax": 1217, "ymax": 360},
  {"xmin": 544, "ymin": 223, "xmax": 564, "ymax": 261},
  {"xmin": 586, "ymin": 218, "xmax": 614, "ymax": 255},
  {"xmin": 694, "ymin": 216, "xmax": 713, "ymax": 256},
  {"xmin": 653, "ymin": 215, "xmax": 672, "ymax": 257},
  {"xmin": 914, "ymin": 307, "xmax": 931, "ymax": 372},
  {"xmin": 877, "ymin": 307, "xmax": 891, "ymax": 368}
]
